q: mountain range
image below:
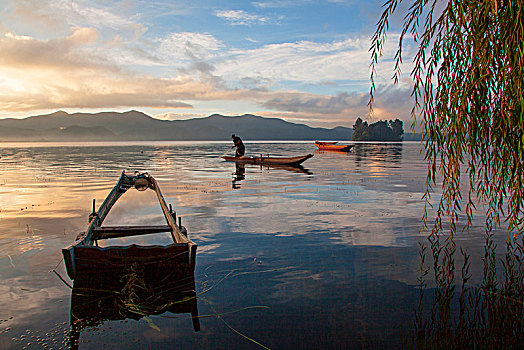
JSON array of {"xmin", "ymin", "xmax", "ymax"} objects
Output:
[{"xmin": 0, "ymin": 110, "xmax": 353, "ymax": 141}]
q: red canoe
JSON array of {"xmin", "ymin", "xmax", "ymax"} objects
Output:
[{"xmin": 314, "ymin": 141, "xmax": 354, "ymax": 152}]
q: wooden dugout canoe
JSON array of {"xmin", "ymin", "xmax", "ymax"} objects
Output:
[
  {"xmin": 62, "ymin": 171, "xmax": 197, "ymax": 281},
  {"xmin": 222, "ymin": 154, "xmax": 313, "ymax": 166},
  {"xmin": 314, "ymin": 141, "xmax": 354, "ymax": 152}
]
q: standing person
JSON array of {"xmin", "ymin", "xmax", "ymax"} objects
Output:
[{"xmin": 231, "ymin": 134, "xmax": 245, "ymax": 157}]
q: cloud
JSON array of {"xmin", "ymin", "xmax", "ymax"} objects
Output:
[
  {"xmin": 158, "ymin": 32, "xmax": 224, "ymax": 62},
  {"xmin": 1, "ymin": 1, "xmax": 159, "ymax": 68},
  {"xmin": 215, "ymin": 37, "xmax": 372, "ymax": 87},
  {"xmin": 0, "ymin": 28, "xmax": 251, "ymax": 112},
  {"xmin": 102, "ymin": 34, "xmax": 163, "ymax": 66},
  {"xmin": 0, "ymin": 29, "xmax": 185, "ymax": 111},
  {"xmin": 215, "ymin": 10, "xmax": 272, "ymax": 25},
  {"xmin": 259, "ymin": 92, "xmax": 367, "ymax": 126},
  {"xmin": 0, "ymin": 28, "xmax": 220, "ymax": 111},
  {"xmin": 369, "ymin": 84, "xmax": 417, "ymax": 127},
  {"xmin": 262, "ymin": 91, "xmax": 366, "ymax": 114},
  {"xmin": 258, "ymin": 85, "xmax": 415, "ymax": 127},
  {"xmin": 5, "ymin": 0, "xmax": 68, "ymax": 34},
  {"xmin": 68, "ymin": 1, "xmax": 141, "ymax": 31},
  {"xmin": 0, "ymin": 28, "xmax": 114, "ymax": 71},
  {"xmin": 66, "ymin": 26, "xmax": 99, "ymax": 44},
  {"xmin": 3, "ymin": 0, "xmax": 146, "ymax": 37},
  {"xmin": 252, "ymin": 0, "xmax": 314, "ymax": 9},
  {"xmin": 0, "ymin": 77, "xmax": 195, "ymax": 112},
  {"xmin": 239, "ymin": 76, "xmax": 272, "ymax": 90}
]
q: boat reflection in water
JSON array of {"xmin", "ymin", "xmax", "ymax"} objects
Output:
[
  {"xmin": 230, "ymin": 162, "xmax": 312, "ymax": 189},
  {"xmin": 314, "ymin": 149, "xmax": 352, "ymax": 156},
  {"xmin": 232, "ymin": 163, "xmax": 246, "ymax": 189},
  {"xmin": 69, "ymin": 250, "xmax": 199, "ymax": 349}
]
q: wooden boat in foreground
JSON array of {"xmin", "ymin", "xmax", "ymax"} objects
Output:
[
  {"xmin": 314, "ymin": 141, "xmax": 354, "ymax": 152},
  {"xmin": 62, "ymin": 171, "xmax": 197, "ymax": 281},
  {"xmin": 222, "ymin": 154, "xmax": 313, "ymax": 166}
]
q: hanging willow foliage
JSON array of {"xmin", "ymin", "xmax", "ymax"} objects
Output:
[{"xmin": 370, "ymin": 0, "xmax": 524, "ymax": 238}]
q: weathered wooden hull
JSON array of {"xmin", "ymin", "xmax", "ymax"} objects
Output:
[
  {"xmin": 69, "ymin": 243, "xmax": 195, "ymax": 276},
  {"xmin": 62, "ymin": 171, "xmax": 197, "ymax": 280},
  {"xmin": 222, "ymin": 154, "xmax": 313, "ymax": 166}
]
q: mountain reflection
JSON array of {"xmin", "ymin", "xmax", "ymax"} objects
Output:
[
  {"xmin": 69, "ymin": 252, "xmax": 199, "ymax": 349},
  {"xmin": 408, "ymin": 233, "xmax": 524, "ymax": 348}
]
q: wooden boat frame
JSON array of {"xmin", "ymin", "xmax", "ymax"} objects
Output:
[
  {"xmin": 62, "ymin": 171, "xmax": 197, "ymax": 280},
  {"xmin": 222, "ymin": 153, "xmax": 313, "ymax": 166}
]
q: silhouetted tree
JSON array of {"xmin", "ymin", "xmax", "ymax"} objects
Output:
[
  {"xmin": 352, "ymin": 117, "xmax": 369, "ymax": 140},
  {"xmin": 389, "ymin": 119, "xmax": 403, "ymax": 140}
]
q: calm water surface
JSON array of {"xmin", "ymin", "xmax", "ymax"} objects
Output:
[{"xmin": 0, "ymin": 141, "xmax": 507, "ymax": 349}]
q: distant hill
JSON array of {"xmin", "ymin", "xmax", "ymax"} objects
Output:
[{"xmin": 0, "ymin": 111, "xmax": 353, "ymax": 141}]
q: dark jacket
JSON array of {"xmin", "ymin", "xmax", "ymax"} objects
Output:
[{"xmin": 232, "ymin": 136, "xmax": 245, "ymax": 157}]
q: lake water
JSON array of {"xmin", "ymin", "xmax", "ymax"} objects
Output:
[{"xmin": 0, "ymin": 141, "xmax": 512, "ymax": 349}]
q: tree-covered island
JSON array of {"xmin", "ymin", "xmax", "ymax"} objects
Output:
[{"xmin": 352, "ymin": 117, "xmax": 403, "ymax": 141}]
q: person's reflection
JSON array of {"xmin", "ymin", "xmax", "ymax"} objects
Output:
[{"xmin": 232, "ymin": 163, "xmax": 245, "ymax": 189}]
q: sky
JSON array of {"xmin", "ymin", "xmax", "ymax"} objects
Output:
[{"xmin": 0, "ymin": 0, "xmax": 416, "ymax": 128}]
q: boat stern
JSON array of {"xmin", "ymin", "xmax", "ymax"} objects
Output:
[{"xmin": 62, "ymin": 245, "xmax": 77, "ymax": 280}]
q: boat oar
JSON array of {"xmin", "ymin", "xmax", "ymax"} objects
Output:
[{"xmin": 219, "ymin": 147, "xmax": 234, "ymax": 158}]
